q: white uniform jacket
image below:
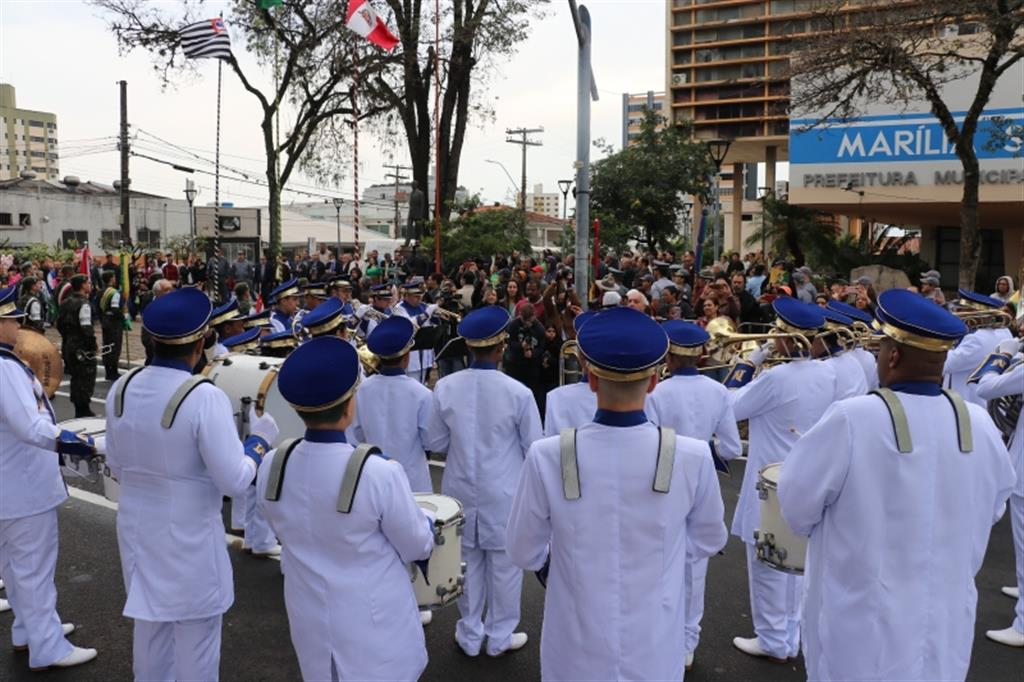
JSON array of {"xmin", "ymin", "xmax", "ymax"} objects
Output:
[
  {"xmin": 543, "ymin": 380, "xmax": 597, "ymax": 437},
  {"xmin": 507, "ymin": 421, "xmax": 728, "ymax": 681},
  {"xmin": 778, "ymin": 389, "xmax": 1014, "ymax": 682},
  {"xmin": 823, "ymin": 351, "xmax": 869, "ymax": 400},
  {"xmin": 350, "ymin": 370, "xmax": 435, "ymax": 492},
  {"xmin": 0, "ymin": 348, "xmax": 65, "ymax": 520},
  {"xmin": 257, "ymin": 437, "xmax": 434, "ymax": 682},
  {"xmin": 424, "ymin": 366, "xmax": 542, "ymax": 550},
  {"xmin": 211, "ymin": 341, "xmax": 229, "ymax": 359},
  {"xmin": 976, "ymin": 358, "xmax": 1024, "ymax": 486},
  {"xmin": 393, "ymin": 301, "xmax": 438, "ymax": 379},
  {"xmin": 105, "ymin": 362, "xmax": 257, "ymax": 621},
  {"xmin": 646, "ymin": 370, "xmax": 743, "ymax": 458},
  {"xmin": 943, "ymin": 327, "xmax": 1012, "ymax": 406},
  {"xmin": 850, "ymin": 347, "xmax": 879, "ymax": 391},
  {"xmin": 731, "ymin": 358, "xmax": 836, "ymax": 543}
]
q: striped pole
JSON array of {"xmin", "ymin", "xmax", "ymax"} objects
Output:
[{"xmin": 353, "ymin": 49, "xmax": 361, "ymax": 255}]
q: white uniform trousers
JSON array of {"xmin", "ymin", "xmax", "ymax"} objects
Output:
[
  {"xmin": 133, "ymin": 615, "xmax": 222, "ymax": 681},
  {"xmin": 0, "ymin": 509, "xmax": 73, "ymax": 669},
  {"xmin": 455, "ymin": 545, "xmax": 522, "ymax": 656},
  {"xmin": 1012, "ymin": 492, "xmax": 1024, "ymax": 634},
  {"xmin": 684, "ymin": 553, "xmax": 709, "ymax": 655},
  {"xmin": 237, "ymin": 485, "xmax": 277, "ymax": 552},
  {"xmin": 230, "ymin": 492, "xmax": 246, "ymax": 531},
  {"xmin": 745, "ymin": 543, "xmax": 801, "ymax": 659}
]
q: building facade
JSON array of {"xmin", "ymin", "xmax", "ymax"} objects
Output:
[
  {"xmin": 524, "ymin": 183, "xmax": 562, "ymax": 219},
  {"xmin": 1, "ymin": 84, "xmax": 59, "ymax": 181},
  {"xmin": 621, "ymin": 91, "xmax": 666, "ymax": 148}
]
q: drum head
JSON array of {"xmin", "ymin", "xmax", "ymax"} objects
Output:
[
  {"xmin": 204, "ymin": 354, "xmax": 304, "ymax": 447},
  {"xmin": 414, "ymin": 493, "xmax": 463, "ymax": 523},
  {"xmin": 760, "ymin": 462, "xmax": 782, "ymax": 484},
  {"xmin": 57, "ymin": 417, "xmax": 107, "ymax": 438}
]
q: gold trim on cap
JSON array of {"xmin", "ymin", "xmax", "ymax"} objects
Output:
[
  {"xmin": 0, "ymin": 302, "xmax": 23, "ymax": 317},
  {"xmin": 147, "ymin": 326, "xmax": 209, "ymax": 345},
  {"xmin": 228, "ymin": 340, "xmax": 260, "ymax": 353},
  {"xmin": 375, "ymin": 338, "xmax": 416, "ymax": 360},
  {"xmin": 880, "ymin": 322, "xmax": 956, "ymax": 352},
  {"xmin": 465, "ymin": 331, "xmax": 508, "ymax": 348},
  {"xmin": 308, "ymin": 315, "xmax": 346, "ymax": 337},
  {"xmin": 262, "ymin": 336, "xmax": 298, "ymax": 349},
  {"xmin": 587, "ymin": 364, "xmax": 660, "ymax": 382},
  {"xmin": 668, "ymin": 344, "xmax": 704, "ymax": 357},
  {"xmin": 775, "ymin": 319, "xmax": 820, "ymax": 337},
  {"xmin": 210, "ymin": 311, "xmax": 243, "ymax": 327},
  {"xmin": 273, "ymin": 287, "xmax": 300, "ymax": 300}
]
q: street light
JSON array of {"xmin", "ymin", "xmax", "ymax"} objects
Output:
[
  {"xmin": 184, "ymin": 179, "xmax": 198, "ymax": 242},
  {"xmin": 332, "ymin": 197, "xmax": 345, "ymax": 260},
  {"xmin": 485, "ymin": 159, "xmax": 520, "ymax": 204},
  {"xmin": 557, "ymin": 179, "xmax": 574, "ymax": 220},
  {"xmin": 704, "ymin": 138, "xmax": 732, "ymax": 264},
  {"xmin": 681, "ymin": 197, "xmax": 694, "ymax": 247}
]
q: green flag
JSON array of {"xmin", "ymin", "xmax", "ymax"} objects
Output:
[{"xmin": 258, "ymin": 0, "xmax": 283, "ymax": 8}]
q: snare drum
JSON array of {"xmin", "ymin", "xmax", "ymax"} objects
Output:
[
  {"xmin": 204, "ymin": 354, "xmax": 306, "ymax": 446},
  {"xmin": 411, "ymin": 493, "xmax": 465, "ymax": 609},
  {"xmin": 754, "ymin": 462, "xmax": 806, "ymax": 574},
  {"xmin": 57, "ymin": 417, "xmax": 120, "ymax": 502}
]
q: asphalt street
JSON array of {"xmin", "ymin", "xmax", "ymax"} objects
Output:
[{"xmin": 1, "ymin": 368, "xmax": 1020, "ymax": 681}]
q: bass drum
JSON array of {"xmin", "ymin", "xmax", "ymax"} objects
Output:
[
  {"xmin": 204, "ymin": 354, "xmax": 305, "ymax": 447},
  {"xmin": 57, "ymin": 417, "xmax": 120, "ymax": 503}
]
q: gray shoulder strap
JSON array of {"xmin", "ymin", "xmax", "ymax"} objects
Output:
[
  {"xmin": 113, "ymin": 366, "xmax": 145, "ymax": 418},
  {"xmin": 263, "ymin": 438, "xmax": 302, "ymax": 502},
  {"xmin": 336, "ymin": 443, "xmax": 382, "ymax": 514},
  {"xmin": 160, "ymin": 376, "xmax": 213, "ymax": 429},
  {"xmin": 653, "ymin": 427, "xmax": 676, "ymax": 494},
  {"xmin": 940, "ymin": 389, "xmax": 974, "ymax": 453},
  {"xmin": 559, "ymin": 428, "xmax": 581, "ymax": 501},
  {"xmin": 870, "ymin": 388, "xmax": 913, "ymax": 453}
]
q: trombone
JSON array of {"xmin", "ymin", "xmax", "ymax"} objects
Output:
[
  {"xmin": 701, "ymin": 322, "xmax": 813, "ymax": 372},
  {"xmin": 952, "ymin": 308, "xmax": 1012, "ymax": 330},
  {"xmin": 558, "ymin": 340, "xmax": 583, "ymax": 386}
]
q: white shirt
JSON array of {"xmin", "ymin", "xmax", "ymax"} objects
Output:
[
  {"xmin": 105, "ymin": 363, "xmax": 257, "ymax": 621},
  {"xmin": 350, "ymin": 371, "xmax": 435, "ymax": 492},
  {"xmin": 850, "ymin": 347, "xmax": 879, "ymax": 391},
  {"xmin": 507, "ymin": 420, "xmax": 728, "ymax": 681},
  {"xmin": 823, "ymin": 350, "xmax": 869, "ymax": 400},
  {"xmin": 778, "ymin": 390, "xmax": 1015, "ymax": 682},
  {"xmin": 392, "ymin": 301, "xmax": 438, "ymax": 378},
  {"xmin": 424, "ymin": 365, "xmax": 542, "ymax": 549},
  {"xmin": 543, "ymin": 380, "xmax": 597, "ymax": 437},
  {"xmin": 943, "ymin": 327, "xmax": 1013, "ymax": 406},
  {"xmin": 731, "ymin": 358, "xmax": 836, "ymax": 543},
  {"xmin": 0, "ymin": 348, "xmax": 64, "ymax": 520},
  {"xmin": 976, "ymin": 357, "xmax": 1024, "ymax": 486},
  {"xmin": 646, "ymin": 370, "xmax": 743, "ymax": 458},
  {"xmin": 257, "ymin": 438, "xmax": 434, "ymax": 682}
]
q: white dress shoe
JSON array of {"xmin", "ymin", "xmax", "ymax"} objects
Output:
[
  {"xmin": 454, "ymin": 634, "xmax": 479, "ymax": 657},
  {"xmin": 985, "ymin": 626, "xmax": 1024, "ymax": 648},
  {"xmin": 1001, "ymin": 586, "xmax": 1020, "ymax": 599},
  {"xmin": 14, "ymin": 622, "xmax": 75, "ymax": 651},
  {"xmin": 31, "ymin": 646, "xmax": 97, "ymax": 671},
  {"xmin": 0, "ymin": 598, "xmax": 9, "ymax": 613},
  {"xmin": 684, "ymin": 651, "xmax": 694, "ymax": 671},
  {"xmin": 487, "ymin": 632, "xmax": 528, "ymax": 657},
  {"xmin": 732, "ymin": 636, "xmax": 789, "ymax": 663},
  {"xmin": 419, "ymin": 610, "xmax": 433, "ymax": 626},
  {"xmin": 252, "ymin": 545, "xmax": 282, "ymax": 558}
]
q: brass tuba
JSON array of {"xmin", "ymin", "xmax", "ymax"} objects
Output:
[{"xmin": 14, "ymin": 328, "xmax": 63, "ymax": 398}]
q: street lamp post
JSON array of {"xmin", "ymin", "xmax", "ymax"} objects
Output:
[
  {"xmin": 681, "ymin": 198, "xmax": 693, "ymax": 249},
  {"xmin": 704, "ymin": 138, "xmax": 732, "ymax": 265},
  {"xmin": 557, "ymin": 179, "xmax": 574, "ymax": 220},
  {"xmin": 184, "ymin": 179, "xmax": 198, "ymax": 245},
  {"xmin": 485, "ymin": 159, "xmax": 520, "ymax": 203},
  {"xmin": 332, "ymin": 197, "xmax": 344, "ymax": 260},
  {"xmin": 756, "ymin": 186, "xmax": 772, "ymax": 261}
]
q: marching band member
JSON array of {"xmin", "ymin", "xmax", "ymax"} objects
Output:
[
  {"xmin": 646, "ymin": 320, "xmax": 741, "ymax": 670},
  {"xmin": 972, "ymin": 337, "xmax": 1024, "ymax": 648},
  {"xmin": 301, "ymin": 297, "xmax": 351, "ymax": 340},
  {"xmin": 727, "ymin": 297, "xmax": 836, "ymax": 662},
  {"xmin": 424, "ymin": 306, "xmax": 543, "ymax": 657},
  {"xmin": 0, "ymin": 284, "xmax": 98, "ymax": 671},
  {"xmin": 210, "ymin": 299, "xmax": 245, "ymax": 359},
  {"xmin": 244, "ymin": 309, "xmax": 274, "ymax": 335},
  {"xmin": 542, "ymin": 310, "xmax": 598, "ymax": 436},
  {"xmin": 814, "ymin": 308, "xmax": 868, "ymax": 399},
  {"xmin": 506, "ymin": 307, "xmax": 728, "ymax": 680},
  {"xmin": 392, "ymin": 277, "xmax": 439, "ymax": 384},
  {"xmin": 779, "ymin": 289, "xmax": 1015, "ymax": 679},
  {"xmin": 221, "ymin": 327, "xmax": 262, "ymax": 354},
  {"xmin": 260, "ymin": 329, "xmax": 299, "ymax": 359},
  {"xmin": 301, "ymin": 281, "xmax": 327, "ymax": 314},
  {"xmin": 256, "ymin": 337, "xmax": 435, "ymax": 681},
  {"xmin": 105, "ymin": 288, "xmax": 279, "ymax": 681},
  {"xmin": 356, "ymin": 284, "xmax": 394, "ymax": 338},
  {"xmin": 327, "ymin": 274, "xmax": 358, "ymax": 316},
  {"xmin": 826, "ymin": 300, "xmax": 879, "ymax": 390},
  {"xmin": 943, "ymin": 289, "xmax": 1013, "ymax": 406},
  {"xmin": 268, "ymin": 278, "xmax": 301, "ymax": 333}
]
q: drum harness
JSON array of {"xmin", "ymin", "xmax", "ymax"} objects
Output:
[
  {"xmin": 558, "ymin": 426, "xmax": 677, "ymax": 500},
  {"xmin": 263, "ymin": 438, "xmax": 383, "ymax": 514},
  {"xmin": 869, "ymin": 388, "xmax": 973, "ymax": 453}
]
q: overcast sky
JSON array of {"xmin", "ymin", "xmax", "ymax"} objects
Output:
[{"xmin": 1, "ymin": 0, "xmax": 670, "ymax": 209}]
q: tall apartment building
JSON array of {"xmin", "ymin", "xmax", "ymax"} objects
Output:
[
  {"xmin": 0, "ymin": 84, "xmax": 59, "ymax": 181},
  {"xmin": 524, "ymin": 183, "xmax": 561, "ymax": 219},
  {"xmin": 621, "ymin": 91, "xmax": 666, "ymax": 148}
]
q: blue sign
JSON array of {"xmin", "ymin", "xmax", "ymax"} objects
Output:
[{"xmin": 790, "ymin": 108, "xmax": 1024, "ymax": 164}]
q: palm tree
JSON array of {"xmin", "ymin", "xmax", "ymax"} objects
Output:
[{"xmin": 745, "ymin": 195, "xmax": 838, "ymax": 267}]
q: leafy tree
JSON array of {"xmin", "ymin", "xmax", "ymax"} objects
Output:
[
  {"xmin": 420, "ymin": 197, "xmax": 532, "ymax": 267},
  {"xmin": 787, "ymin": 0, "xmax": 1024, "ymax": 289},
  {"xmin": 589, "ymin": 112, "xmax": 715, "ymax": 252},
  {"xmin": 745, "ymin": 195, "xmax": 839, "ymax": 268}
]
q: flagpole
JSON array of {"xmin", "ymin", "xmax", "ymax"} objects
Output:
[
  {"xmin": 433, "ymin": 0, "xmax": 441, "ymax": 274},
  {"xmin": 213, "ymin": 54, "xmax": 223, "ymax": 304},
  {"xmin": 353, "ymin": 47, "xmax": 361, "ymax": 256}
]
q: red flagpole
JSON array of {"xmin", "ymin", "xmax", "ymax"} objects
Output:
[{"xmin": 433, "ymin": 0, "xmax": 441, "ymax": 274}]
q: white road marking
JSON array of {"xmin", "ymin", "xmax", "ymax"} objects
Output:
[
  {"xmin": 54, "ymin": 391, "xmax": 107, "ymax": 406},
  {"xmin": 66, "ymin": 486, "xmax": 280, "ymax": 561}
]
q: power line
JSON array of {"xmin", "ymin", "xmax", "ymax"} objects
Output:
[{"xmin": 505, "ymin": 126, "xmax": 543, "ymax": 212}]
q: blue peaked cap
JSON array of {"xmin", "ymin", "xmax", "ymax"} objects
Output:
[
  {"xmin": 367, "ymin": 316, "xmax": 416, "ymax": 358},
  {"xmin": 278, "ymin": 336, "xmax": 360, "ymax": 412},
  {"xmin": 301, "ymin": 298, "xmax": 347, "ymax": 336},
  {"xmin": 827, "ymin": 300, "xmax": 873, "ymax": 325},
  {"xmin": 269, "ymin": 278, "xmax": 300, "ymax": 304},
  {"xmin": 662, "ymin": 320, "xmax": 710, "ymax": 348},
  {"xmin": 821, "ymin": 308, "xmax": 854, "ymax": 326},
  {"xmin": 222, "ymin": 327, "xmax": 261, "ymax": 351},
  {"xmin": 577, "ymin": 307, "xmax": 668, "ymax": 381},
  {"xmin": 957, "ymin": 288, "xmax": 1003, "ymax": 309},
  {"xmin": 875, "ymin": 288, "xmax": 967, "ymax": 351},
  {"xmin": 0, "ymin": 284, "xmax": 25, "ymax": 318},
  {"xmin": 142, "ymin": 287, "xmax": 212, "ymax": 344},
  {"xmin": 458, "ymin": 305, "xmax": 511, "ymax": 348},
  {"xmin": 772, "ymin": 296, "xmax": 825, "ymax": 333},
  {"xmin": 572, "ymin": 310, "xmax": 598, "ymax": 334}
]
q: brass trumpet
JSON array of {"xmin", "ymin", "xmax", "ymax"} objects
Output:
[
  {"xmin": 702, "ymin": 322, "xmax": 813, "ymax": 372},
  {"xmin": 431, "ymin": 307, "xmax": 463, "ymax": 323},
  {"xmin": 952, "ymin": 308, "xmax": 1012, "ymax": 330}
]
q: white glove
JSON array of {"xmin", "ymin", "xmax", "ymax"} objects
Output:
[
  {"xmin": 748, "ymin": 341, "xmax": 774, "ymax": 368},
  {"xmin": 249, "ymin": 405, "xmax": 280, "ymax": 446},
  {"xmin": 93, "ymin": 435, "xmax": 107, "ymax": 456},
  {"xmin": 996, "ymin": 339, "xmax": 1021, "ymax": 356}
]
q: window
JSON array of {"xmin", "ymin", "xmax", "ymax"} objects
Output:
[
  {"xmin": 28, "ymin": 120, "xmax": 45, "ymax": 128},
  {"xmin": 100, "ymin": 229, "xmax": 122, "ymax": 247},
  {"xmin": 30, "ymin": 136, "xmax": 45, "ymax": 143},
  {"xmin": 62, "ymin": 230, "xmax": 88, "ymax": 248},
  {"xmin": 0, "ymin": 213, "xmax": 12, "ymax": 226},
  {"xmin": 136, "ymin": 227, "xmax": 161, "ymax": 248},
  {"xmin": 30, "ymin": 150, "xmax": 45, "ymax": 157},
  {"xmin": 18, "ymin": 213, "xmax": 32, "ymax": 227}
]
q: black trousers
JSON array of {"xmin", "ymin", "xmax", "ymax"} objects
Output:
[
  {"xmin": 65, "ymin": 343, "xmax": 97, "ymax": 416},
  {"xmin": 101, "ymin": 317, "xmax": 123, "ymax": 379}
]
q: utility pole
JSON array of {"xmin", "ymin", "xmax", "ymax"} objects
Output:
[
  {"xmin": 569, "ymin": 0, "xmax": 600, "ymax": 307},
  {"xmin": 384, "ymin": 163, "xmax": 411, "ymax": 240},
  {"xmin": 505, "ymin": 127, "xmax": 543, "ymax": 215},
  {"xmin": 118, "ymin": 80, "xmax": 131, "ymax": 245}
]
